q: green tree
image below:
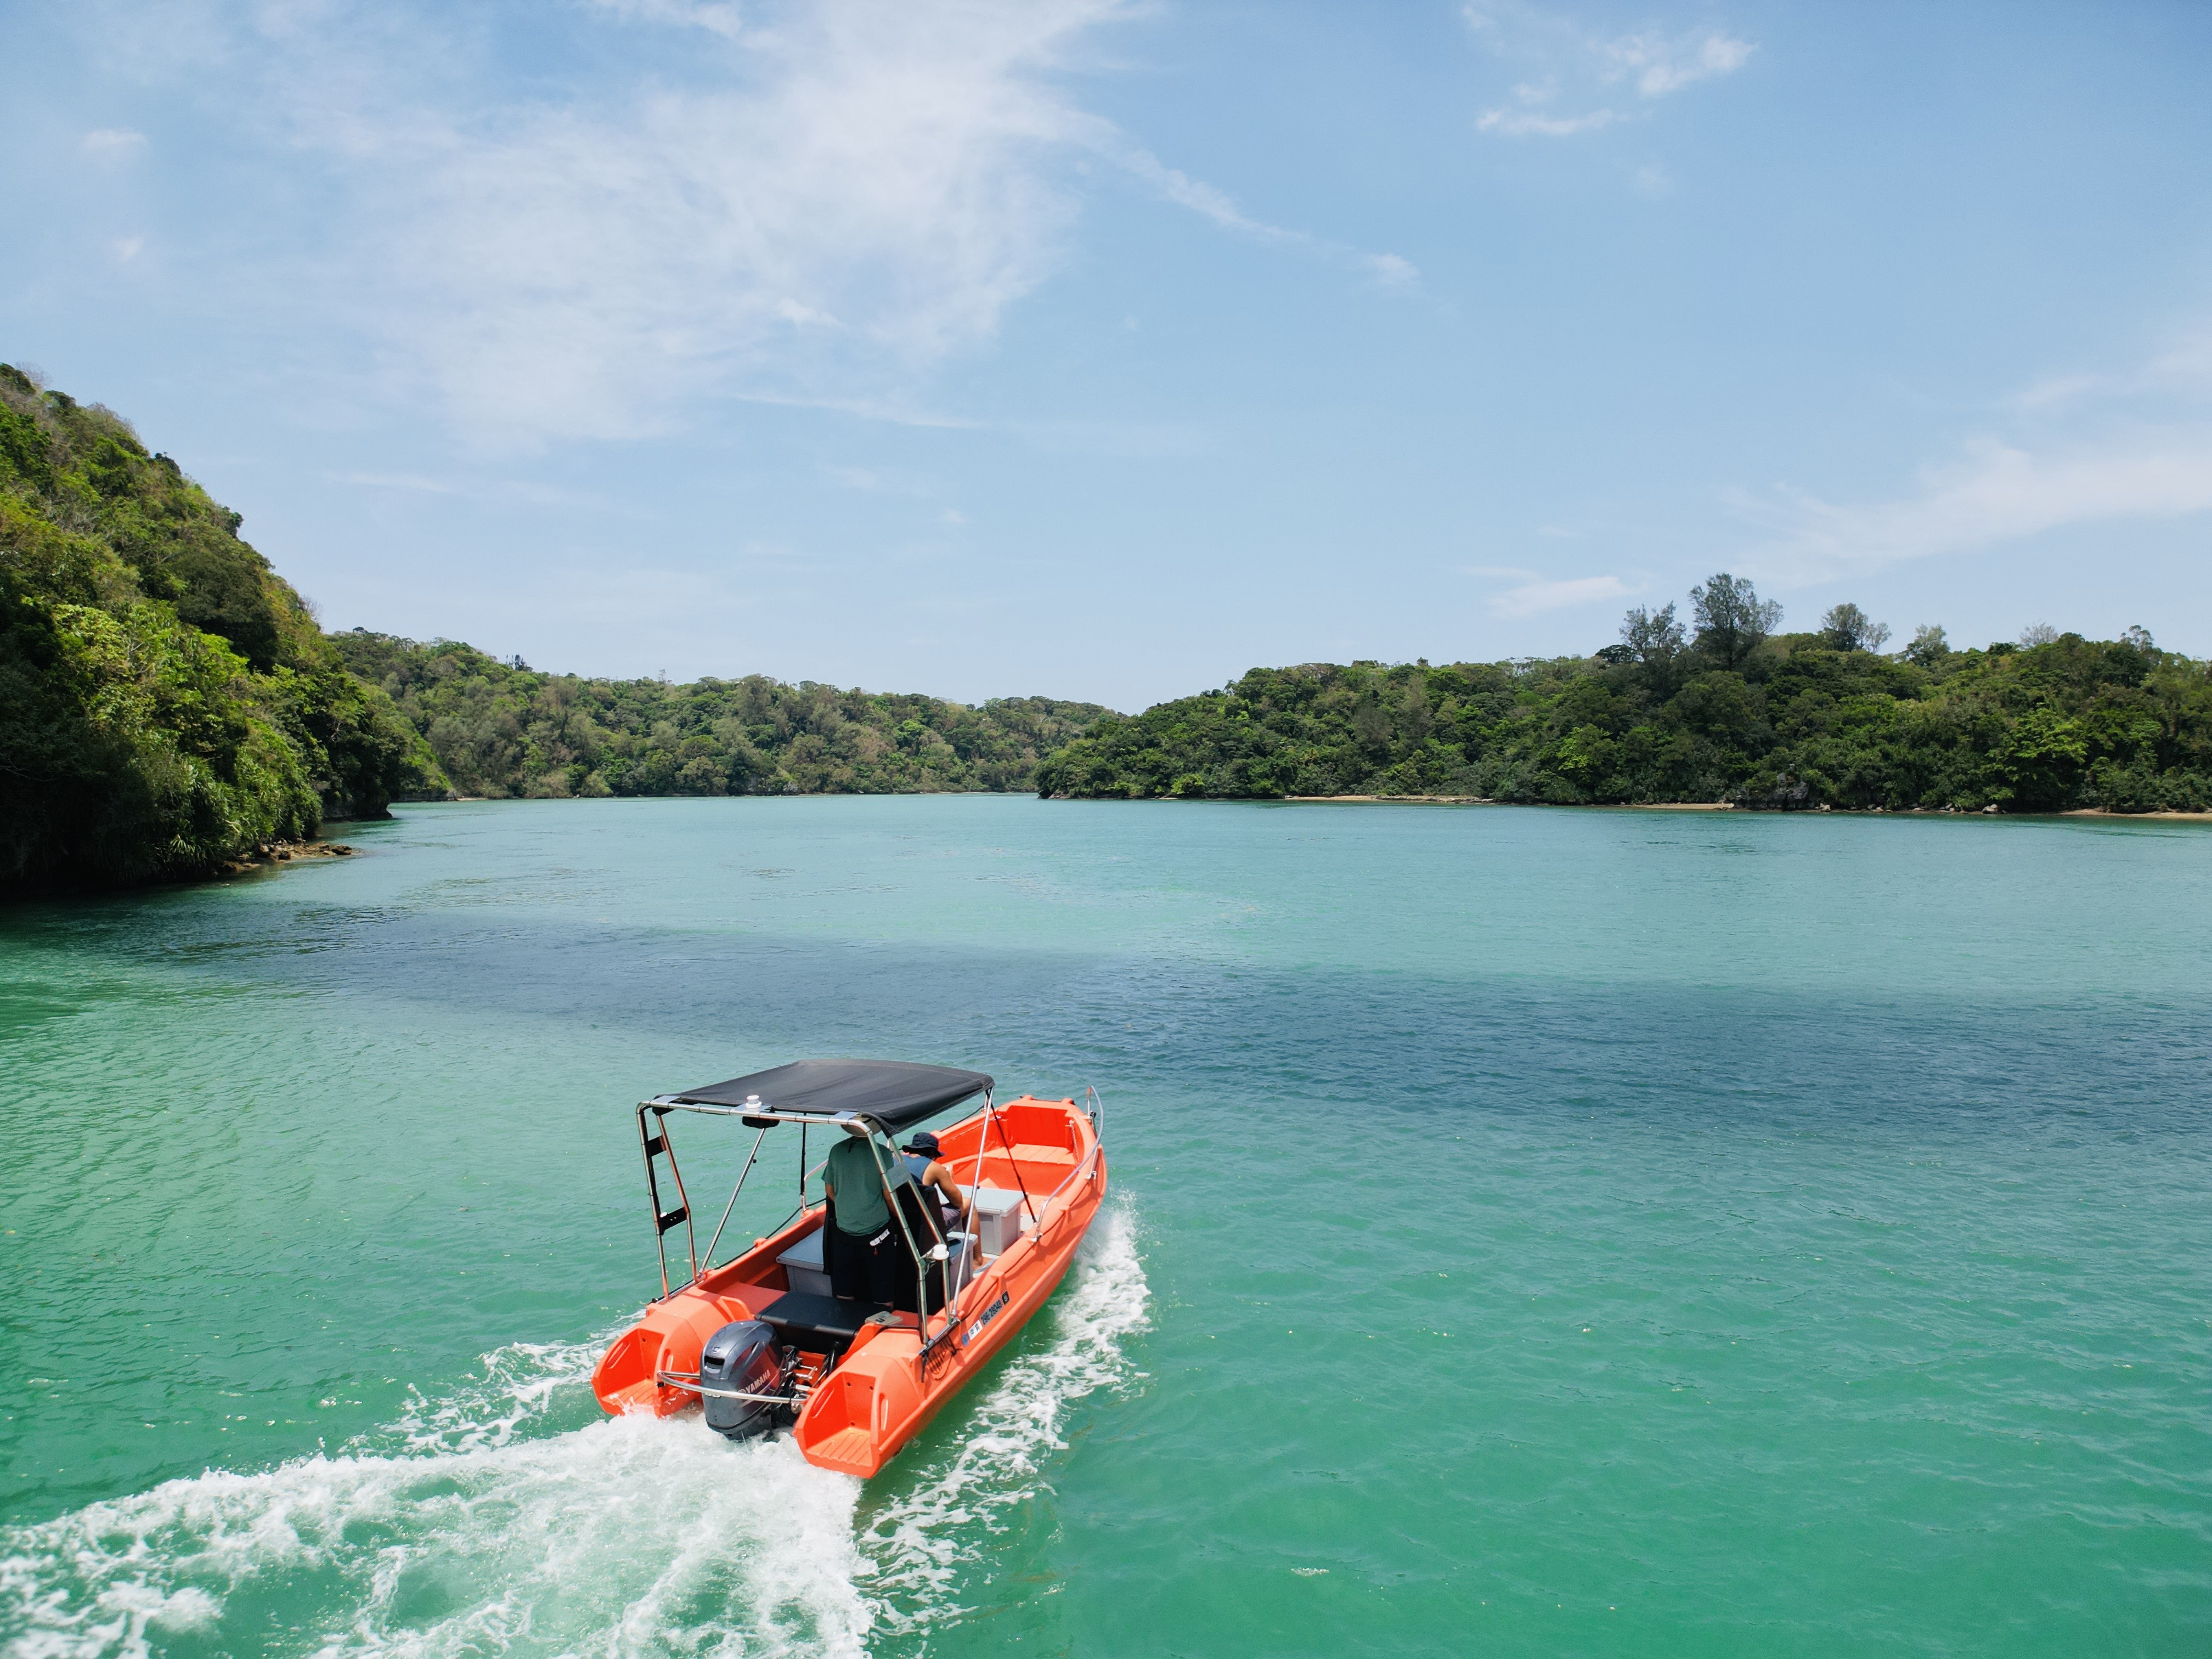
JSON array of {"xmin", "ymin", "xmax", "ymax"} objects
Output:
[
  {"xmin": 1, "ymin": 364, "xmax": 444, "ymax": 889},
  {"xmin": 1690, "ymin": 573, "xmax": 1783, "ymax": 669},
  {"xmin": 1820, "ymin": 602, "xmax": 1891, "ymax": 653}
]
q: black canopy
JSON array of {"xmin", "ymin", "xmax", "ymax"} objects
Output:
[{"xmin": 671, "ymin": 1059, "xmax": 993, "ymax": 1134}]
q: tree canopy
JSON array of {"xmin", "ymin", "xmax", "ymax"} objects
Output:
[
  {"xmin": 333, "ymin": 632, "xmax": 1113, "ymax": 800},
  {"xmin": 1, "ymin": 368, "xmax": 1114, "ymax": 891},
  {"xmin": 1034, "ymin": 578, "xmax": 2211, "ymax": 814},
  {"xmin": 0, "ymin": 365, "xmax": 439, "ymax": 888}
]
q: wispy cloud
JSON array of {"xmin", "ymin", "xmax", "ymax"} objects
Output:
[
  {"xmin": 1107, "ymin": 140, "xmax": 1419, "ymax": 289},
  {"xmin": 1477, "ymin": 96, "xmax": 1617, "ymax": 138},
  {"xmin": 1603, "ymin": 31, "xmax": 1754, "ymax": 97},
  {"xmin": 1737, "ymin": 333, "xmax": 2212, "ymax": 578},
  {"xmin": 1477, "ymin": 566, "xmax": 1633, "ymax": 617},
  {"xmin": 1743, "ymin": 436, "xmax": 2212, "ymax": 578},
  {"xmin": 1467, "ymin": 8, "xmax": 1754, "ymax": 139},
  {"xmin": 582, "ymin": 0, "xmax": 744, "ymax": 39},
  {"xmin": 83, "ymin": 127, "xmax": 147, "ymax": 156},
  {"xmin": 165, "ymin": 0, "xmax": 1405, "ymax": 445}
]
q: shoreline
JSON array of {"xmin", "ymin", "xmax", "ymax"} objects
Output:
[
  {"xmin": 212, "ymin": 838, "xmax": 358, "ymax": 876},
  {"xmin": 1272, "ymin": 795, "xmax": 2210, "ymax": 819}
]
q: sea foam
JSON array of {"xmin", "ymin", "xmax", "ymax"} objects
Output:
[
  {"xmin": 860, "ymin": 1198, "xmax": 1152, "ymax": 1632},
  {"xmin": 1, "ymin": 1201, "xmax": 1147, "ymax": 1659}
]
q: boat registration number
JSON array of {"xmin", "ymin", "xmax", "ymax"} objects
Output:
[{"xmin": 960, "ymin": 1290, "xmax": 1012, "ymax": 1347}]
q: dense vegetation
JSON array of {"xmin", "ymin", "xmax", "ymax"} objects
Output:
[
  {"xmin": 334, "ymin": 631, "xmax": 1114, "ymax": 799},
  {"xmin": 1, "ymin": 368, "xmax": 1114, "ymax": 892},
  {"xmin": 1035, "ymin": 579, "xmax": 2212, "ymax": 813},
  {"xmin": 12, "ymin": 365, "xmax": 2199, "ymax": 894},
  {"xmin": 0, "ymin": 365, "xmax": 439, "ymax": 888}
]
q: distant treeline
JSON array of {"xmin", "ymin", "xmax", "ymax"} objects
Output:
[
  {"xmin": 0, "ymin": 365, "xmax": 441, "ymax": 888},
  {"xmin": 1034, "ymin": 580, "xmax": 2212, "ymax": 813},
  {"xmin": 334, "ymin": 631, "xmax": 1113, "ymax": 800},
  {"xmin": 12, "ymin": 366, "xmax": 2203, "ymax": 894},
  {"xmin": 0, "ymin": 367, "xmax": 1111, "ymax": 891}
]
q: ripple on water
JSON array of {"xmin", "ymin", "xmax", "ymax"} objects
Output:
[{"xmin": 0, "ymin": 1205, "xmax": 1151, "ymax": 1659}]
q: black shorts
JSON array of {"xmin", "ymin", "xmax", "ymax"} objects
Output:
[
  {"xmin": 826, "ymin": 1218, "xmax": 905, "ymax": 1305},
  {"xmin": 825, "ymin": 1221, "xmax": 947, "ymax": 1314}
]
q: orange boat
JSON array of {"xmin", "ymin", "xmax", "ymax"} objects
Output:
[{"xmin": 591, "ymin": 1059, "xmax": 1108, "ymax": 1477}]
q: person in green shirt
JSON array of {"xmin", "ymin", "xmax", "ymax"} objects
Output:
[{"xmin": 822, "ymin": 1117, "xmax": 944, "ymax": 1311}]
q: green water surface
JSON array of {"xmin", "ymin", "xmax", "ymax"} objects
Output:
[{"xmin": 2, "ymin": 797, "xmax": 2208, "ymax": 1656}]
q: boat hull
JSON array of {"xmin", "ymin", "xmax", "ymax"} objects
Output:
[{"xmin": 591, "ymin": 1094, "xmax": 1108, "ymax": 1477}]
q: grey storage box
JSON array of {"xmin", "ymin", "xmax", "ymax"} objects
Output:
[
  {"xmin": 776, "ymin": 1227, "xmax": 832, "ymax": 1297},
  {"xmin": 971, "ymin": 1187, "xmax": 1031, "ymax": 1258}
]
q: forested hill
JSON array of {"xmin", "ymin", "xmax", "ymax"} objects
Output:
[
  {"xmin": 1, "ymin": 365, "xmax": 439, "ymax": 888},
  {"xmin": 332, "ymin": 631, "xmax": 1114, "ymax": 799},
  {"xmin": 1035, "ymin": 583, "xmax": 2212, "ymax": 814},
  {"xmin": 0, "ymin": 365, "xmax": 1111, "ymax": 891}
]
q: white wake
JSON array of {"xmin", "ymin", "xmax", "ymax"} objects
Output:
[
  {"xmin": 0, "ymin": 1201, "xmax": 1147, "ymax": 1659},
  {"xmin": 858, "ymin": 1198, "xmax": 1151, "ymax": 1635}
]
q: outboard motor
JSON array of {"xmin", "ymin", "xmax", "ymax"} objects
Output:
[{"xmin": 699, "ymin": 1319, "xmax": 788, "ymax": 1440}]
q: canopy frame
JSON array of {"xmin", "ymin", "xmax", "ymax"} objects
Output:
[
  {"xmin": 635, "ymin": 1092, "xmax": 980, "ymax": 1348},
  {"xmin": 628, "ymin": 1068, "xmax": 1103, "ymax": 1369}
]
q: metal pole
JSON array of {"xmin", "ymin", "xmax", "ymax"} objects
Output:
[
  {"xmin": 640, "ymin": 1106, "xmax": 672, "ymax": 1301},
  {"xmin": 661, "ymin": 1112, "xmax": 700, "ymax": 1285},
  {"xmin": 866, "ymin": 1119, "xmax": 934, "ymax": 1325},
  {"xmin": 967, "ymin": 1087, "xmax": 991, "ymax": 1218},
  {"xmin": 700, "ymin": 1124, "xmax": 771, "ymax": 1273},
  {"xmin": 989, "ymin": 1096, "xmax": 1037, "ymax": 1225}
]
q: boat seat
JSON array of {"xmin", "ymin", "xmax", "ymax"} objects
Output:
[{"xmin": 749, "ymin": 1291, "xmax": 890, "ymax": 1359}]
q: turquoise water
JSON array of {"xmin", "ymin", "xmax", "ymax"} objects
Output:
[{"xmin": 3, "ymin": 796, "xmax": 2209, "ymax": 1656}]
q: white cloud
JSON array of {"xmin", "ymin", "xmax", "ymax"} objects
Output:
[
  {"xmin": 1745, "ymin": 435, "xmax": 2212, "ymax": 578},
  {"xmin": 1739, "ymin": 334, "xmax": 2212, "ymax": 578},
  {"xmin": 1469, "ymin": 12, "xmax": 1754, "ymax": 139},
  {"xmin": 1477, "ymin": 103, "xmax": 1617, "ymax": 137},
  {"xmin": 1479, "ymin": 567, "xmax": 1633, "ymax": 617},
  {"xmin": 1364, "ymin": 252, "xmax": 1420, "ymax": 291},
  {"xmin": 1109, "ymin": 140, "xmax": 1418, "ymax": 287},
  {"xmin": 583, "ymin": 0, "xmax": 744, "ymax": 39},
  {"xmin": 187, "ymin": 0, "xmax": 1407, "ymax": 445},
  {"xmin": 83, "ymin": 127, "xmax": 148, "ymax": 156},
  {"xmin": 352, "ymin": 2, "xmax": 1120, "ymax": 442},
  {"xmin": 1603, "ymin": 32, "xmax": 1754, "ymax": 97},
  {"xmin": 112, "ymin": 235, "xmax": 145, "ymax": 261},
  {"xmin": 2006, "ymin": 329, "xmax": 2212, "ymax": 413}
]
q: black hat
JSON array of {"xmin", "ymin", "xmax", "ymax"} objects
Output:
[{"xmin": 904, "ymin": 1131, "xmax": 943, "ymax": 1158}]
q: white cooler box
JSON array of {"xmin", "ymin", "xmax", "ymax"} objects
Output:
[{"xmin": 970, "ymin": 1186, "xmax": 1033, "ymax": 1259}]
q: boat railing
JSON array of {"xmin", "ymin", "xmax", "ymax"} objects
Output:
[
  {"xmin": 654, "ymin": 1369, "xmax": 809, "ymax": 1406},
  {"xmin": 637, "ymin": 1090, "xmax": 1105, "ymax": 1362},
  {"xmin": 932, "ymin": 1099, "xmax": 1104, "ymax": 1312}
]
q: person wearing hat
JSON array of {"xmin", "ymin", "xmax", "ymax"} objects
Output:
[{"xmin": 900, "ymin": 1131, "xmax": 972, "ymax": 1239}]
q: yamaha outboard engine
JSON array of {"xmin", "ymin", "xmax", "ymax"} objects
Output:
[{"xmin": 699, "ymin": 1319, "xmax": 788, "ymax": 1440}]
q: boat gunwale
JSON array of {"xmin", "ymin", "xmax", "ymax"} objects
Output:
[{"xmin": 595, "ymin": 1092, "xmax": 1108, "ymax": 1474}]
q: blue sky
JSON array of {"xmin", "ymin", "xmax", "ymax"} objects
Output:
[{"xmin": 5, "ymin": 0, "xmax": 2209, "ymax": 709}]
